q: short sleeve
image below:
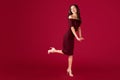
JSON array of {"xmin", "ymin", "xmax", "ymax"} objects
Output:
[{"xmin": 68, "ymin": 19, "xmax": 74, "ymax": 27}]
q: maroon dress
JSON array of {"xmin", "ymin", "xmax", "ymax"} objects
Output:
[{"xmin": 62, "ymin": 19, "xmax": 81, "ymax": 55}]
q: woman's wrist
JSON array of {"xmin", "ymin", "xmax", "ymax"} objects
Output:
[
  {"xmin": 79, "ymin": 36, "xmax": 82, "ymax": 38},
  {"xmin": 76, "ymin": 36, "xmax": 80, "ymax": 40}
]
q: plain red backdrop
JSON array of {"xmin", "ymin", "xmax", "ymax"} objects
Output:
[{"xmin": 0, "ymin": 0, "xmax": 120, "ymax": 80}]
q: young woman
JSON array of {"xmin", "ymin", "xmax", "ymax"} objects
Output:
[{"xmin": 48, "ymin": 4, "xmax": 84, "ymax": 77}]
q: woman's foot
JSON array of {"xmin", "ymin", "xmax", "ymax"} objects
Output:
[
  {"xmin": 48, "ymin": 47, "xmax": 56, "ymax": 54},
  {"xmin": 67, "ymin": 69, "xmax": 74, "ymax": 77}
]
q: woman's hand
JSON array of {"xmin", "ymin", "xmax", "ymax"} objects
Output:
[
  {"xmin": 80, "ymin": 37, "xmax": 84, "ymax": 41},
  {"xmin": 76, "ymin": 37, "xmax": 84, "ymax": 41}
]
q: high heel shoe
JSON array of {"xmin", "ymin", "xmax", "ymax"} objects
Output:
[
  {"xmin": 67, "ymin": 69, "xmax": 74, "ymax": 77},
  {"xmin": 48, "ymin": 47, "xmax": 55, "ymax": 54}
]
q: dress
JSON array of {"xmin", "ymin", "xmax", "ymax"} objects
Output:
[{"xmin": 62, "ymin": 19, "xmax": 81, "ymax": 55}]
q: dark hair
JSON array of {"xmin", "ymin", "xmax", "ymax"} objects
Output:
[{"xmin": 68, "ymin": 4, "xmax": 81, "ymax": 20}]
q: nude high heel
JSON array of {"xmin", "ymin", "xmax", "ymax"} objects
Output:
[
  {"xmin": 48, "ymin": 47, "xmax": 55, "ymax": 54},
  {"xmin": 67, "ymin": 69, "xmax": 74, "ymax": 77}
]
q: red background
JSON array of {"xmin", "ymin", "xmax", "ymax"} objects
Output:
[{"xmin": 0, "ymin": 0, "xmax": 120, "ymax": 80}]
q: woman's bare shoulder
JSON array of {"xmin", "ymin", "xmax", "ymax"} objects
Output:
[{"xmin": 68, "ymin": 15, "xmax": 73, "ymax": 19}]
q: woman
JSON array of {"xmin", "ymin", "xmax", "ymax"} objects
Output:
[{"xmin": 48, "ymin": 4, "xmax": 84, "ymax": 77}]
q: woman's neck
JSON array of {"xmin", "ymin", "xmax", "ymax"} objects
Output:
[
  {"xmin": 72, "ymin": 13, "xmax": 78, "ymax": 19},
  {"xmin": 72, "ymin": 13, "xmax": 77, "ymax": 16}
]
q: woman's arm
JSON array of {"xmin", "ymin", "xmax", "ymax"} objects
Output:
[
  {"xmin": 78, "ymin": 27, "xmax": 82, "ymax": 38},
  {"xmin": 78, "ymin": 27, "xmax": 84, "ymax": 41},
  {"xmin": 71, "ymin": 27, "xmax": 80, "ymax": 40}
]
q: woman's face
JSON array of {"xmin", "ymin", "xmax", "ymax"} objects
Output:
[{"xmin": 71, "ymin": 5, "xmax": 77, "ymax": 14}]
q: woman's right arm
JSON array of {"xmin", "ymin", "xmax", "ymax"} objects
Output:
[
  {"xmin": 78, "ymin": 27, "xmax": 84, "ymax": 41},
  {"xmin": 78, "ymin": 27, "xmax": 82, "ymax": 37}
]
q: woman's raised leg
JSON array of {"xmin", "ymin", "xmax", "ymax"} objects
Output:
[{"xmin": 48, "ymin": 47, "xmax": 64, "ymax": 54}]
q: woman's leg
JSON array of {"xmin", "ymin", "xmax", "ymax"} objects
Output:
[
  {"xmin": 67, "ymin": 55, "xmax": 74, "ymax": 77},
  {"xmin": 48, "ymin": 47, "xmax": 64, "ymax": 54},
  {"xmin": 48, "ymin": 47, "xmax": 74, "ymax": 77}
]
